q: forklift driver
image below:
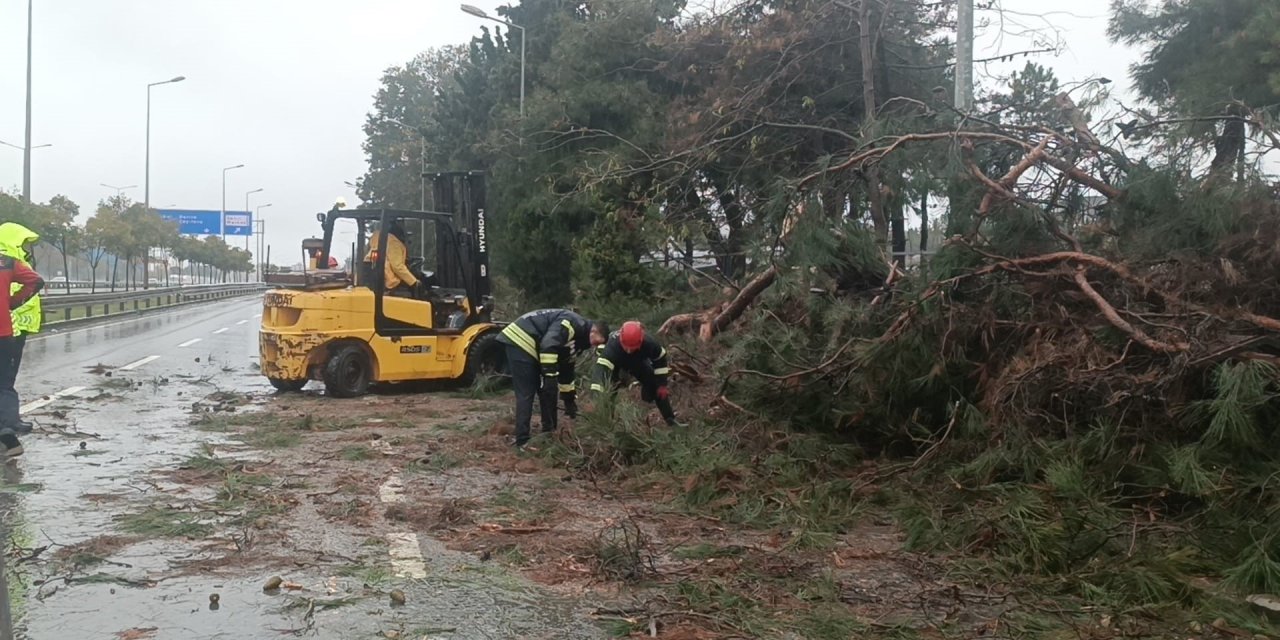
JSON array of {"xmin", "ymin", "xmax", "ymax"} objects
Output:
[{"xmin": 364, "ymin": 221, "xmax": 425, "ymax": 298}]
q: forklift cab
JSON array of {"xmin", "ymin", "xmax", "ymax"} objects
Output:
[
  {"xmin": 313, "ymin": 172, "xmax": 493, "ymax": 334},
  {"xmin": 259, "ymin": 171, "xmax": 504, "ymax": 396}
]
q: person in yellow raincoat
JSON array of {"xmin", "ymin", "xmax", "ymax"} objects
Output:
[
  {"xmin": 0, "ymin": 223, "xmax": 42, "ymax": 434},
  {"xmin": 363, "ymin": 221, "xmax": 422, "ymax": 297}
]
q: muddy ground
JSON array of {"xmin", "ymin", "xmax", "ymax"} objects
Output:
[{"xmin": 8, "ymin": 381, "xmax": 1043, "ymax": 640}]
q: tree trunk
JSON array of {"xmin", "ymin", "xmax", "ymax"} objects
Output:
[
  {"xmin": 918, "ymin": 190, "xmax": 929, "ymax": 254},
  {"xmin": 110, "ymin": 256, "xmax": 118, "ymax": 292},
  {"xmin": 142, "ymin": 249, "xmax": 150, "ymax": 289},
  {"xmin": 890, "ymin": 191, "xmax": 906, "ymax": 268},
  {"xmin": 859, "ymin": 0, "xmax": 888, "ymax": 255},
  {"xmin": 59, "ymin": 236, "xmax": 70, "ymax": 293}
]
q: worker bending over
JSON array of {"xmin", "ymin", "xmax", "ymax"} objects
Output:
[
  {"xmin": 498, "ymin": 309, "xmax": 607, "ymax": 449},
  {"xmin": 591, "ymin": 321, "xmax": 686, "ymax": 428},
  {"xmin": 364, "ymin": 221, "xmax": 422, "ymax": 297}
]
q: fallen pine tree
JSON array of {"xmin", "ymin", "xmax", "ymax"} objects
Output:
[{"xmin": 650, "ymin": 123, "xmax": 1280, "ymax": 614}]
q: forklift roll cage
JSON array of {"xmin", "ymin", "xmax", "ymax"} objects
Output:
[{"xmin": 311, "ymin": 171, "xmax": 493, "ymax": 336}]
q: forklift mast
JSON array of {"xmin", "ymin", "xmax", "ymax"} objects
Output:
[{"xmin": 432, "ymin": 172, "xmax": 492, "ymax": 311}]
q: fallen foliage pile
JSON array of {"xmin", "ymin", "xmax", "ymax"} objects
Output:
[{"xmin": 641, "ymin": 124, "xmax": 1280, "ymax": 627}]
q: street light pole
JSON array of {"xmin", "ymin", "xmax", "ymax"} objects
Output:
[
  {"xmin": 255, "ymin": 204, "xmax": 271, "ymax": 281},
  {"xmin": 0, "ymin": 141, "xmax": 50, "ymax": 153},
  {"xmin": 245, "ymin": 188, "xmax": 263, "ymax": 251},
  {"xmin": 955, "ymin": 0, "xmax": 973, "ymax": 112},
  {"xmin": 384, "ymin": 118, "xmax": 429, "ymax": 256},
  {"xmin": 221, "ymin": 164, "xmax": 244, "ymax": 242},
  {"xmin": 145, "ymin": 76, "xmax": 186, "ymax": 210},
  {"xmin": 100, "ymin": 183, "xmax": 138, "ymax": 199},
  {"xmin": 460, "ymin": 4, "xmax": 526, "ymax": 118},
  {"xmin": 22, "ymin": 0, "xmax": 33, "ymax": 203}
]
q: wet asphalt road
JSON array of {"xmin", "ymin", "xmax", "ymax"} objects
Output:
[{"xmin": 0, "ymin": 295, "xmax": 600, "ymax": 640}]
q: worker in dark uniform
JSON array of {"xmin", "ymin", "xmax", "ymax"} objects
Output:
[
  {"xmin": 591, "ymin": 321, "xmax": 686, "ymax": 427},
  {"xmin": 497, "ymin": 309, "xmax": 608, "ymax": 448}
]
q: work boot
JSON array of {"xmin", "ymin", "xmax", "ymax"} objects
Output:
[
  {"xmin": 656, "ymin": 399, "xmax": 684, "ymax": 428},
  {"xmin": 0, "ymin": 433, "xmax": 23, "ymax": 458},
  {"xmin": 14, "ymin": 421, "xmax": 32, "ymax": 435}
]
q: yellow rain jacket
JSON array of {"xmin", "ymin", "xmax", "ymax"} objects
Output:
[{"xmin": 0, "ymin": 223, "xmax": 41, "ymax": 336}]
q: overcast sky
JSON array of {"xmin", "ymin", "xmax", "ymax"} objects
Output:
[{"xmin": 0, "ymin": 0, "xmax": 1137, "ymax": 264}]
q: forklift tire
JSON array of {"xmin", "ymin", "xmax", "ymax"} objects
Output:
[
  {"xmin": 460, "ymin": 332, "xmax": 508, "ymax": 387},
  {"xmin": 268, "ymin": 378, "xmax": 307, "ymax": 393},
  {"xmin": 323, "ymin": 344, "xmax": 373, "ymax": 398}
]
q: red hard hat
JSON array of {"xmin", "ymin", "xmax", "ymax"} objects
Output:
[
  {"xmin": 328, "ymin": 256, "xmax": 338, "ymax": 268},
  {"xmin": 620, "ymin": 321, "xmax": 644, "ymax": 353}
]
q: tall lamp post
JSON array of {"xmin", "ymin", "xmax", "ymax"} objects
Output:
[
  {"xmin": 100, "ymin": 183, "xmax": 137, "ymax": 199},
  {"xmin": 384, "ymin": 119, "xmax": 430, "ymax": 256},
  {"xmin": 4, "ymin": 139, "xmax": 50, "ymax": 204},
  {"xmin": 460, "ymin": 4, "xmax": 525, "ymax": 118},
  {"xmin": 245, "ymin": 188, "xmax": 263, "ymax": 251},
  {"xmin": 221, "ymin": 164, "xmax": 244, "ymax": 242},
  {"xmin": 0, "ymin": 140, "xmax": 48, "ymax": 153},
  {"xmin": 145, "ymin": 76, "xmax": 186, "ymax": 210},
  {"xmin": 255, "ymin": 203, "xmax": 271, "ymax": 281},
  {"xmin": 22, "ymin": 0, "xmax": 33, "ymax": 203}
]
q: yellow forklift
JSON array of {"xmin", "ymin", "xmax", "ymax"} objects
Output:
[{"xmin": 259, "ymin": 171, "xmax": 506, "ymax": 397}]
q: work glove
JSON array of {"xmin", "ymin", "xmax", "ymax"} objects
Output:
[
  {"xmin": 656, "ymin": 386, "xmax": 670, "ymax": 401},
  {"xmin": 562, "ymin": 393, "xmax": 579, "ymax": 419},
  {"xmin": 412, "ymin": 280, "xmax": 428, "ymax": 298}
]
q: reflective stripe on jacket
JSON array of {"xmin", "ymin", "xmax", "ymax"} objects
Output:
[
  {"xmin": 498, "ymin": 309, "xmax": 592, "ymax": 391},
  {"xmin": 591, "ymin": 331, "xmax": 669, "ymax": 392},
  {"xmin": 0, "ymin": 223, "xmax": 41, "ymax": 335}
]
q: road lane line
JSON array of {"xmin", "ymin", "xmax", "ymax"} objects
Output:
[
  {"xmin": 386, "ymin": 532, "xmax": 428, "ymax": 579},
  {"xmin": 212, "ymin": 328, "xmax": 229, "ymax": 334},
  {"xmin": 378, "ymin": 473, "xmax": 426, "ymax": 577},
  {"xmin": 119, "ymin": 355, "xmax": 160, "ymax": 371},
  {"xmin": 29, "ymin": 297, "xmax": 268, "ymax": 343},
  {"xmin": 21, "ymin": 385, "xmax": 89, "ymax": 413},
  {"xmin": 177, "ymin": 338, "xmax": 202, "ymax": 348},
  {"xmin": 236, "ymin": 320, "xmax": 248, "ymax": 325},
  {"xmin": 378, "ymin": 474, "xmax": 404, "ymax": 504}
]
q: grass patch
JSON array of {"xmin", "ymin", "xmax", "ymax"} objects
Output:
[
  {"xmin": 538, "ymin": 404, "xmax": 864, "ymax": 547},
  {"xmin": 673, "ymin": 543, "xmax": 746, "ymax": 561},
  {"xmin": 116, "ymin": 505, "xmax": 213, "ymax": 539},
  {"xmin": 336, "ymin": 562, "xmax": 393, "ymax": 587},
  {"xmin": 243, "ymin": 423, "xmax": 302, "ymax": 449},
  {"xmin": 406, "ymin": 451, "xmax": 462, "ymax": 473},
  {"xmin": 340, "ymin": 445, "xmax": 373, "ymax": 461},
  {"xmin": 181, "ymin": 451, "xmax": 229, "ymax": 472},
  {"xmin": 0, "ymin": 482, "xmax": 41, "ymax": 494},
  {"xmin": 483, "ymin": 485, "xmax": 554, "ymax": 525}
]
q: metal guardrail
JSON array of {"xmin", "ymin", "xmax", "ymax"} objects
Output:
[{"xmin": 41, "ymin": 283, "xmax": 266, "ymax": 326}]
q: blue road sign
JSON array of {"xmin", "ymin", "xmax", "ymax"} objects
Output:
[
  {"xmin": 222, "ymin": 211, "xmax": 253, "ymax": 236},
  {"xmin": 158, "ymin": 209, "xmax": 253, "ymax": 237}
]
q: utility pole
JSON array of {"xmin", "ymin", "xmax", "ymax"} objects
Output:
[
  {"xmin": 22, "ymin": 0, "xmax": 33, "ymax": 203},
  {"xmin": 955, "ymin": 0, "xmax": 974, "ymax": 111}
]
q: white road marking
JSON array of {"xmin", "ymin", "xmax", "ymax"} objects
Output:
[
  {"xmin": 386, "ymin": 532, "xmax": 428, "ymax": 579},
  {"xmin": 378, "ymin": 473, "xmax": 426, "ymax": 577},
  {"xmin": 119, "ymin": 355, "xmax": 160, "ymax": 371},
  {"xmin": 236, "ymin": 320, "xmax": 248, "ymax": 325},
  {"xmin": 21, "ymin": 385, "xmax": 88, "ymax": 413},
  {"xmin": 378, "ymin": 474, "xmax": 404, "ymax": 504},
  {"xmin": 177, "ymin": 338, "xmax": 202, "ymax": 348},
  {"xmin": 212, "ymin": 327, "xmax": 229, "ymax": 334},
  {"xmin": 254, "ymin": 314, "xmax": 262, "ymax": 319},
  {"xmin": 29, "ymin": 297, "xmax": 266, "ymax": 343}
]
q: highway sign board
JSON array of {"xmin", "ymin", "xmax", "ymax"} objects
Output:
[{"xmin": 158, "ymin": 209, "xmax": 253, "ymax": 237}]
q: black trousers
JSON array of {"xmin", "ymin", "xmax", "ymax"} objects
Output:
[
  {"xmin": 605, "ymin": 360, "xmax": 677, "ymax": 424},
  {"xmin": 0, "ymin": 335, "xmax": 24, "ymax": 433},
  {"xmin": 507, "ymin": 345, "xmax": 558, "ymax": 445}
]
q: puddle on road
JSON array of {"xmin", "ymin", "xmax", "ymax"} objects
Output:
[{"xmin": 1, "ymin": 365, "xmax": 605, "ymax": 639}]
